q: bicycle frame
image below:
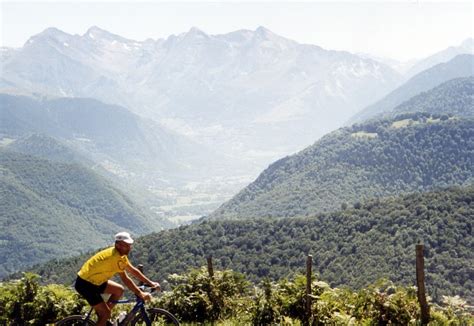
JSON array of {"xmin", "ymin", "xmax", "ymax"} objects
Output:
[
  {"xmin": 119, "ymin": 297, "xmax": 152, "ymax": 325},
  {"xmin": 80, "ymin": 296, "xmax": 152, "ymax": 325}
]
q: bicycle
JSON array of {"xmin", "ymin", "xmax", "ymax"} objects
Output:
[{"xmin": 55, "ymin": 285, "xmax": 179, "ymax": 325}]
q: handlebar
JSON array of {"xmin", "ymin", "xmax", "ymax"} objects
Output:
[
  {"xmin": 138, "ymin": 285, "xmax": 158, "ymax": 294},
  {"xmin": 111, "ymin": 285, "xmax": 158, "ymax": 304}
]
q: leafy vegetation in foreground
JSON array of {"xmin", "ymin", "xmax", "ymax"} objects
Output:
[
  {"xmin": 210, "ymin": 114, "xmax": 473, "ymax": 219},
  {"xmin": 1, "ymin": 270, "xmax": 472, "ymax": 325},
  {"xmin": 0, "ymin": 273, "xmax": 87, "ymax": 325},
  {"xmin": 26, "ymin": 186, "xmax": 474, "ymax": 301}
]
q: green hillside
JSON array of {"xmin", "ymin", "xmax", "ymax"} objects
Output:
[
  {"xmin": 389, "ymin": 77, "xmax": 474, "ymax": 118},
  {"xmin": 6, "ymin": 133, "xmax": 93, "ymax": 166},
  {"xmin": 0, "ymin": 94, "xmax": 175, "ymax": 169},
  {"xmin": 209, "ymin": 114, "xmax": 473, "ymax": 219},
  {"xmin": 349, "ymin": 54, "xmax": 474, "ymax": 124},
  {"xmin": 25, "ymin": 186, "xmax": 473, "ymax": 301},
  {"xmin": 0, "ymin": 93, "xmax": 240, "ymax": 181},
  {"xmin": 0, "ymin": 150, "xmax": 166, "ymax": 278}
]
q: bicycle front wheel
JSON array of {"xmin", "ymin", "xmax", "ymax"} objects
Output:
[
  {"xmin": 130, "ymin": 308, "xmax": 179, "ymax": 325},
  {"xmin": 55, "ymin": 315, "xmax": 95, "ymax": 325}
]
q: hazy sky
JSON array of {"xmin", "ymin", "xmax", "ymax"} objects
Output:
[{"xmin": 1, "ymin": 1, "xmax": 473, "ymax": 61}]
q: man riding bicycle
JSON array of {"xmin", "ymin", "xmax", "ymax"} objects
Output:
[{"xmin": 74, "ymin": 232, "xmax": 160, "ymax": 326}]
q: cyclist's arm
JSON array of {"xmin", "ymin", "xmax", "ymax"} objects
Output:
[
  {"xmin": 118, "ymin": 271, "xmax": 149, "ymax": 300},
  {"xmin": 125, "ymin": 264, "xmax": 160, "ymax": 290}
]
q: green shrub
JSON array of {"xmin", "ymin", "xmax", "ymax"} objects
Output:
[
  {"xmin": 157, "ymin": 267, "xmax": 251, "ymax": 323},
  {"xmin": 0, "ymin": 273, "xmax": 88, "ymax": 325},
  {"xmin": 0, "ymin": 271, "xmax": 472, "ymax": 325},
  {"xmin": 251, "ymin": 279, "xmax": 282, "ymax": 325},
  {"xmin": 313, "ymin": 286, "xmax": 357, "ymax": 324},
  {"xmin": 431, "ymin": 295, "xmax": 473, "ymax": 325},
  {"xmin": 351, "ymin": 280, "xmax": 419, "ymax": 324}
]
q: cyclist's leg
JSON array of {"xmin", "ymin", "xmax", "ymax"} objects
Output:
[
  {"xmin": 93, "ymin": 301, "xmax": 112, "ymax": 326},
  {"xmin": 103, "ymin": 280, "xmax": 124, "ymax": 311},
  {"xmin": 75, "ymin": 277, "xmax": 119, "ymax": 325},
  {"xmin": 75, "ymin": 276, "xmax": 112, "ymax": 325}
]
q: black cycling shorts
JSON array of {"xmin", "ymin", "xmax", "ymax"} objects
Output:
[{"xmin": 74, "ymin": 276, "xmax": 108, "ymax": 306}]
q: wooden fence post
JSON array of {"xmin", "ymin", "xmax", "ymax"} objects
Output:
[
  {"xmin": 416, "ymin": 244, "xmax": 430, "ymax": 325},
  {"xmin": 207, "ymin": 256, "xmax": 214, "ymax": 279},
  {"xmin": 306, "ymin": 255, "xmax": 313, "ymax": 325}
]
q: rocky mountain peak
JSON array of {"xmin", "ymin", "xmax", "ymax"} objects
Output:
[
  {"xmin": 84, "ymin": 26, "xmax": 133, "ymax": 44},
  {"xmin": 25, "ymin": 27, "xmax": 72, "ymax": 46},
  {"xmin": 255, "ymin": 26, "xmax": 272, "ymax": 37},
  {"xmin": 187, "ymin": 26, "xmax": 208, "ymax": 37},
  {"xmin": 251, "ymin": 26, "xmax": 295, "ymax": 50}
]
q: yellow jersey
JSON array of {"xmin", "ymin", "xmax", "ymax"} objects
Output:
[{"xmin": 78, "ymin": 247, "xmax": 130, "ymax": 285}]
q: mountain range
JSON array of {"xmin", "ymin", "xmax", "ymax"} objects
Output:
[
  {"xmin": 1, "ymin": 26, "xmax": 403, "ymax": 163},
  {"xmin": 2, "ymin": 28, "xmax": 473, "ymax": 204},
  {"xmin": 2, "ymin": 28, "xmax": 472, "ymax": 220},
  {"xmin": 1, "ymin": 26, "xmax": 473, "ymax": 290}
]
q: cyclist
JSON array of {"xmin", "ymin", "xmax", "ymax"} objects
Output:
[{"xmin": 74, "ymin": 232, "xmax": 160, "ymax": 326}]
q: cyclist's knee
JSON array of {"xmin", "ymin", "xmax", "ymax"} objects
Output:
[
  {"xmin": 112, "ymin": 283, "xmax": 124, "ymax": 297},
  {"xmin": 106, "ymin": 280, "xmax": 124, "ymax": 297}
]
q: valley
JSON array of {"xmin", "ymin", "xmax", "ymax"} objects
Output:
[{"xmin": 0, "ymin": 21, "xmax": 473, "ymax": 325}]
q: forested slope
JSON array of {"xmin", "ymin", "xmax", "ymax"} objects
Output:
[
  {"xmin": 209, "ymin": 114, "xmax": 473, "ymax": 219},
  {"xmin": 0, "ymin": 150, "xmax": 163, "ymax": 277},
  {"xmin": 348, "ymin": 54, "xmax": 474, "ymax": 123},
  {"xmin": 27, "ymin": 186, "xmax": 473, "ymax": 301},
  {"xmin": 6, "ymin": 133, "xmax": 94, "ymax": 166},
  {"xmin": 382, "ymin": 77, "xmax": 474, "ymax": 119}
]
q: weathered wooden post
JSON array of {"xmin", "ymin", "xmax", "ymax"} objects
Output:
[
  {"xmin": 306, "ymin": 255, "xmax": 313, "ymax": 325},
  {"xmin": 207, "ymin": 256, "xmax": 214, "ymax": 279},
  {"xmin": 416, "ymin": 244, "xmax": 430, "ymax": 325}
]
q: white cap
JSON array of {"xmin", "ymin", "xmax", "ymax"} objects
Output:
[{"xmin": 114, "ymin": 231, "xmax": 134, "ymax": 244}]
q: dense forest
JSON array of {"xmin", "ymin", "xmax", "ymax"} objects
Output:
[
  {"xmin": 210, "ymin": 114, "xmax": 473, "ymax": 219},
  {"xmin": 0, "ymin": 150, "xmax": 172, "ymax": 278},
  {"xmin": 6, "ymin": 133, "xmax": 94, "ymax": 166},
  {"xmin": 24, "ymin": 186, "xmax": 473, "ymax": 302},
  {"xmin": 385, "ymin": 77, "xmax": 474, "ymax": 119}
]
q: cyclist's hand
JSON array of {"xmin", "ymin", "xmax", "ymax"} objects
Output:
[
  {"xmin": 149, "ymin": 281, "xmax": 161, "ymax": 291},
  {"xmin": 140, "ymin": 291, "xmax": 152, "ymax": 301}
]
